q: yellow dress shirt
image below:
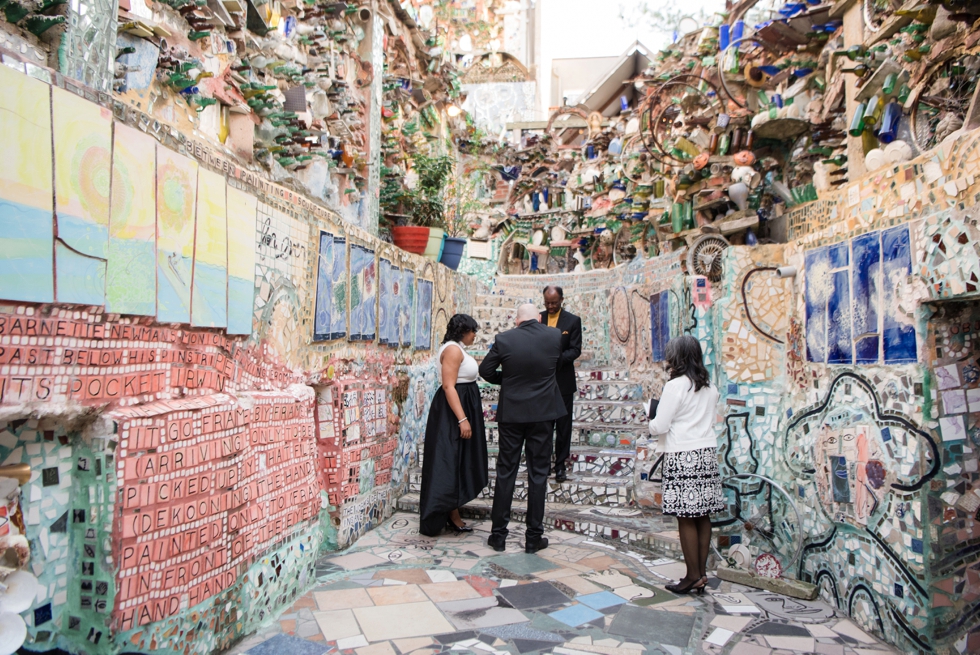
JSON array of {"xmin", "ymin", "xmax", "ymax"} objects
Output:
[{"xmin": 547, "ymin": 310, "xmax": 561, "ymax": 328}]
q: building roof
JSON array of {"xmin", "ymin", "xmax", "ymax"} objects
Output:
[{"xmin": 576, "ymin": 41, "xmax": 652, "ymax": 117}]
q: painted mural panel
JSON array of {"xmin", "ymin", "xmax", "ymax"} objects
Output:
[
  {"xmin": 400, "ymin": 268, "xmax": 415, "ymax": 347},
  {"xmin": 806, "ymin": 230, "xmax": 917, "ymax": 366},
  {"xmin": 649, "ymin": 291, "xmax": 670, "ymax": 362},
  {"xmin": 415, "ymin": 278, "xmax": 433, "ymax": 350},
  {"xmin": 827, "ymin": 269, "xmax": 852, "ymax": 364},
  {"xmin": 804, "ymin": 247, "xmax": 829, "ymax": 363},
  {"xmin": 227, "ymin": 188, "xmax": 257, "ymax": 335},
  {"xmin": 349, "ymin": 244, "xmax": 377, "ymax": 341},
  {"xmin": 378, "ymin": 258, "xmax": 397, "ymax": 345},
  {"xmin": 851, "ymin": 231, "xmax": 880, "ymax": 364},
  {"xmin": 52, "ymin": 87, "xmax": 112, "ymax": 306},
  {"xmin": 107, "ymin": 123, "xmax": 157, "ymax": 316},
  {"xmin": 156, "ymin": 146, "xmax": 198, "ymax": 324},
  {"xmin": 313, "ymin": 231, "xmax": 347, "ymax": 341},
  {"xmin": 191, "ymin": 169, "xmax": 228, "ymax": 328},
  {"xmin": 881, "ymin": 225, "xmax": 916, "ymax": 364},
  {"xmin": 0, "ymin": 64, "xmax": 53, "ymax": 302}
]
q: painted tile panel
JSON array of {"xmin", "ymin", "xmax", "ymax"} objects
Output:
[
  {"xmin": 415, "ymin": 278, "xmax": 432, "ymax": 350},
  {"xmin": 314, "ymin": 231, "xmax": 347, "ymax": 341},
  {"xmin": 881, "ymin": 225, "xmax": 917, "ymax": 364},
  {"xmin": 52, "ymin": 88, "xmax": 113, "ymax": 305},
  {"xmin": 851, "ymin": 231, "xmax": 880, "ymax": 364},
  {"xmin": 191, "ymin": 169, "xmax": 228, "ymax": 328},
  {"xmin": 106, "ymin": 123, "xmax": 157, "ymax": 316},
  {"xmin": 349, "ymin": 244, "xmax": 377, "ymax": 341},
  {"xmin": 0, "ymin": 64, "xmax": 53, "ymax": 302},
  {"xmin": 378, "ymin": 258, "xmax": 397, "ymax": 346},
  {"xmin": 155, "ymin": 146, "xmax": 198, "ymax": 323},
  {"xmin": 226, "ymin": 187, "xmax": 257, "ymax": 335}
]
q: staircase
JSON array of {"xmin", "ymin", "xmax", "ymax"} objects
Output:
[{"xmin": 397, "ymin": 291, "xmax": 681, "ymax": 558}]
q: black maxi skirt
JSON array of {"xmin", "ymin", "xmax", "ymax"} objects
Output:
[{"xmin": 418, "ymin": 382, "xmax": 488, "ymax": 536}]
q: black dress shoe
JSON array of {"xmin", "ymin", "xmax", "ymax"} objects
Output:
[
  {"xmin": 525, "ymin": 537, "xmax": 549, "ymax": 553},
  {"xmin": 555, "ymin": 466, "xmax": 567, "ymax": 483},
  {"xmin": 487, "ymin": 535, "xmax": 506, "ymax": 552}
]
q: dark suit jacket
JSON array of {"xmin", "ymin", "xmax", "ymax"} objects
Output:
[
  {"xmin": 479, "ymin": 320, "xmax": 567, "ymax": 424},
  {"xmin": 539, "ymin": 310, "xmax": 582, "ymax": 396}
]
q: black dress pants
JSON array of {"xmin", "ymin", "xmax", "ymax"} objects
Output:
[
  {"xmin": 554, "ymin": 393, "xmax": 574, "ymax": 469},
  {"xmin": 491, "ymin": 420, "xmax": 554, "ymax": 542}
]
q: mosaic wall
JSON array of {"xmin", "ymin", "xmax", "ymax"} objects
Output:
[
  {"xmin": 702, "ymin": 128, "xmax": 980, "ymax": 653},
  {"xmin": 0, "ymin": 61, "xmax": 485, "ymax": 655},
  {"xmin": 475, "ymin": 128, "xmax": 980, "ymax": 653}
]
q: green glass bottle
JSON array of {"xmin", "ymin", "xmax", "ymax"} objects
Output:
[
  {"xmin": 882, "ymin": 72, "xmax": 898, "ymax": 96},
  {"xmin": 849, "ymin": 102, "xmax": 867, "ymax": 137}
]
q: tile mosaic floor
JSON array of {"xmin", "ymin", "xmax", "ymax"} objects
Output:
[{"xmin": 223, "ymin": 513, "xmax": 899, "ymax": 655}]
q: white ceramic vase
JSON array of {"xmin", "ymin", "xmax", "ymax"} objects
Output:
[{"xmin": 728, "ymin": 182, "xmax": 750, "ymax": 212}]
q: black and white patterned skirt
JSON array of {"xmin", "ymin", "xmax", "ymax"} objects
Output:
[{"xmin": 661, "ymin": 447, "xmax": 725, "ymax": 517}]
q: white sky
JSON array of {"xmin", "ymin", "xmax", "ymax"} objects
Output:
[{"xmin": 538, "ymin": 0, "xmax": 717, "ymax": 115}]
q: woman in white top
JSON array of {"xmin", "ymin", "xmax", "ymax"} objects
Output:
[
  {"xmin": 648, "ymin": 335, "xmax": 723, "ymax": 594},
  {"xmin": 418, "ymin": 314, "xmax": 489, "ymax": 536}
]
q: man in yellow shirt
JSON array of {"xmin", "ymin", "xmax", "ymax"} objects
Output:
[{"xmin": 539, "ymin": 286, "xmax": 582, "ymax": 483}]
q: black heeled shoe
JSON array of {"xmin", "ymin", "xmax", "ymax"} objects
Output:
[
  {"xmin": 446, "ymin": 518, "xmax": 473, "ymax": 534},
  {"xmin": 665, "ymin": 576, "xmax": 707, "ymax": 595}
]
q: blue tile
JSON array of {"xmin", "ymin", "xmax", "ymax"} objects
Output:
[
  {"xmin": 827, "ymin": 270, "xmax": 852, "ymax": 364},
  {"xmin": 881, "ymin": 225, "xmax": 917, "ymax": 364},
  {"xmin": 576, "ymin": 591, "xmax": 626, "ymax": 610},
  {"xmin": 246, "ymin": 634, "xmax": 328, "ymax": 655},
  {"xmin": 548, "ymin": 604, "xmax": 604, "ymax": 627},
  {"xmin": 851, "ymin": 230, "xmax": 881, "ymax": 364},
  {"xmin": 804, "ymin": 247, "xmax": 829, "ymax": 363}
]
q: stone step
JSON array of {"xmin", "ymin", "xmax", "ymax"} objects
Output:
[
  {"xmin": 408, "ymin": 465, "xmax": 631, "ymax": 506},
  {"xmin": 575, "ymin": 381, "xmax": 643, "ymax": 402},
  {"xmin": 479, "ymin": 423, "xmax": 645, "ymax": 449},
  {"xmin": 477, "ymin": 382, "xmax": 642, "ymax": 405},
  {"xmin": 417, "ymin": 445, "xmax": 637, "ymax": 479},
  {"xmin": 396, "ymin": 493, "xmax": 682, "ymax": 559},
  {"xmin": 476, "ymin": 294, "xmax": 534, "ymax": 307}
]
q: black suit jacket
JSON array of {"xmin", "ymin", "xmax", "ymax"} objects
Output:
[
  {"xmin": 479, "ymin": 320, "xmax": 567, "ymax": 424},
  {"xmin": 539, "ymin": 310, "xmax": 582, "ymax": 396}
]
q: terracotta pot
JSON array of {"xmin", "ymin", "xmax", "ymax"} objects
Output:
[
  {"xmin": 424, "ymin": 228, "xmax": 445, "ymax": 260},
  {"xmin": 391, "ymin": 226, "xmax": 430, "ymax": 254}
]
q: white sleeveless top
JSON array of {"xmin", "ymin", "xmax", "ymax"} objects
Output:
[{"xmin": 438, "ymin": 341, "xmax": 479, "ymax": 383}]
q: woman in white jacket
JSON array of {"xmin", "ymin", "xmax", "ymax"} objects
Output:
[{"xmin": 648, "ymin": 336, "xmax": 723, "ymax": 594}]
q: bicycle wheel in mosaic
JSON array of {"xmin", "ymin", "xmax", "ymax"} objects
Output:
[
  {"xmin": 712, "ymin": 472, "xmax": 805, "ymax": 578},
  {"xmin": 910, "ymin": 54, "xmax": 979, "ymax": 154}
]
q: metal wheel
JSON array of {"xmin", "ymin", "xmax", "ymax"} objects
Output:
[
  {"xmin": 686, "ymin": 234, "xmax": 730, "ymax": 282},
  {"xmin": 712, "ymin": 473, "xmax": 805, "ymax": 577},
  {"xmin": 640, "ymin": 74, "xmax": 723, "ymax": 164},
  {"xmin": 546, "ymin": 246, "xmax": 571, "ymax": 273},
  {"xmin": 910, "ymin": 54, "xmax": 980, "ymax": 153},
  {"xmin": 716, "ymin": 37, "xmax": 779, "ymax": 109},
  {"xmin": 612, "ymin": 225, "xmax": 638, "ymax": 266}
]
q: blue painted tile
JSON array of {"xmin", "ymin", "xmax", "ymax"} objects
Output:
[
  {"xmin": 576, "ymin": 591, "xmax": 626, "ymax": 610},
  {"xmin": 548, "ymin": 604, "xmax": 604, "ymax": 627},
  {"xmin": 804, "ymin": 247, "xmax": 829, "ymax": 363},
  {"xmin": 881, "ymin": 225, "xmax": 917, "ymax": 364},
  {"xmin": 827, "ymin": 270, "xmax": 852, "ymax": 364},
  {"xmin": 851, "ymin": 231, "xmax": 880, "ymax": 363},
  {"xmin": 246, "ymin": 634, "xmax": 328, "ymax": 655}
]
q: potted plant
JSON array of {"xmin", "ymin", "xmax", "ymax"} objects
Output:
[
  {"xmin": 398, "ymin": 151, "xmax": 453, "ymax": 259},
  {"xmin": 439, "ymin": 163, "xmax": 488, "ymax": 270}
]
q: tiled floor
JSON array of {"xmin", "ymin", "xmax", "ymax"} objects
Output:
[{"xmin": 224, "ymin": 513, "xmax": 898, "ymax": 655}]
